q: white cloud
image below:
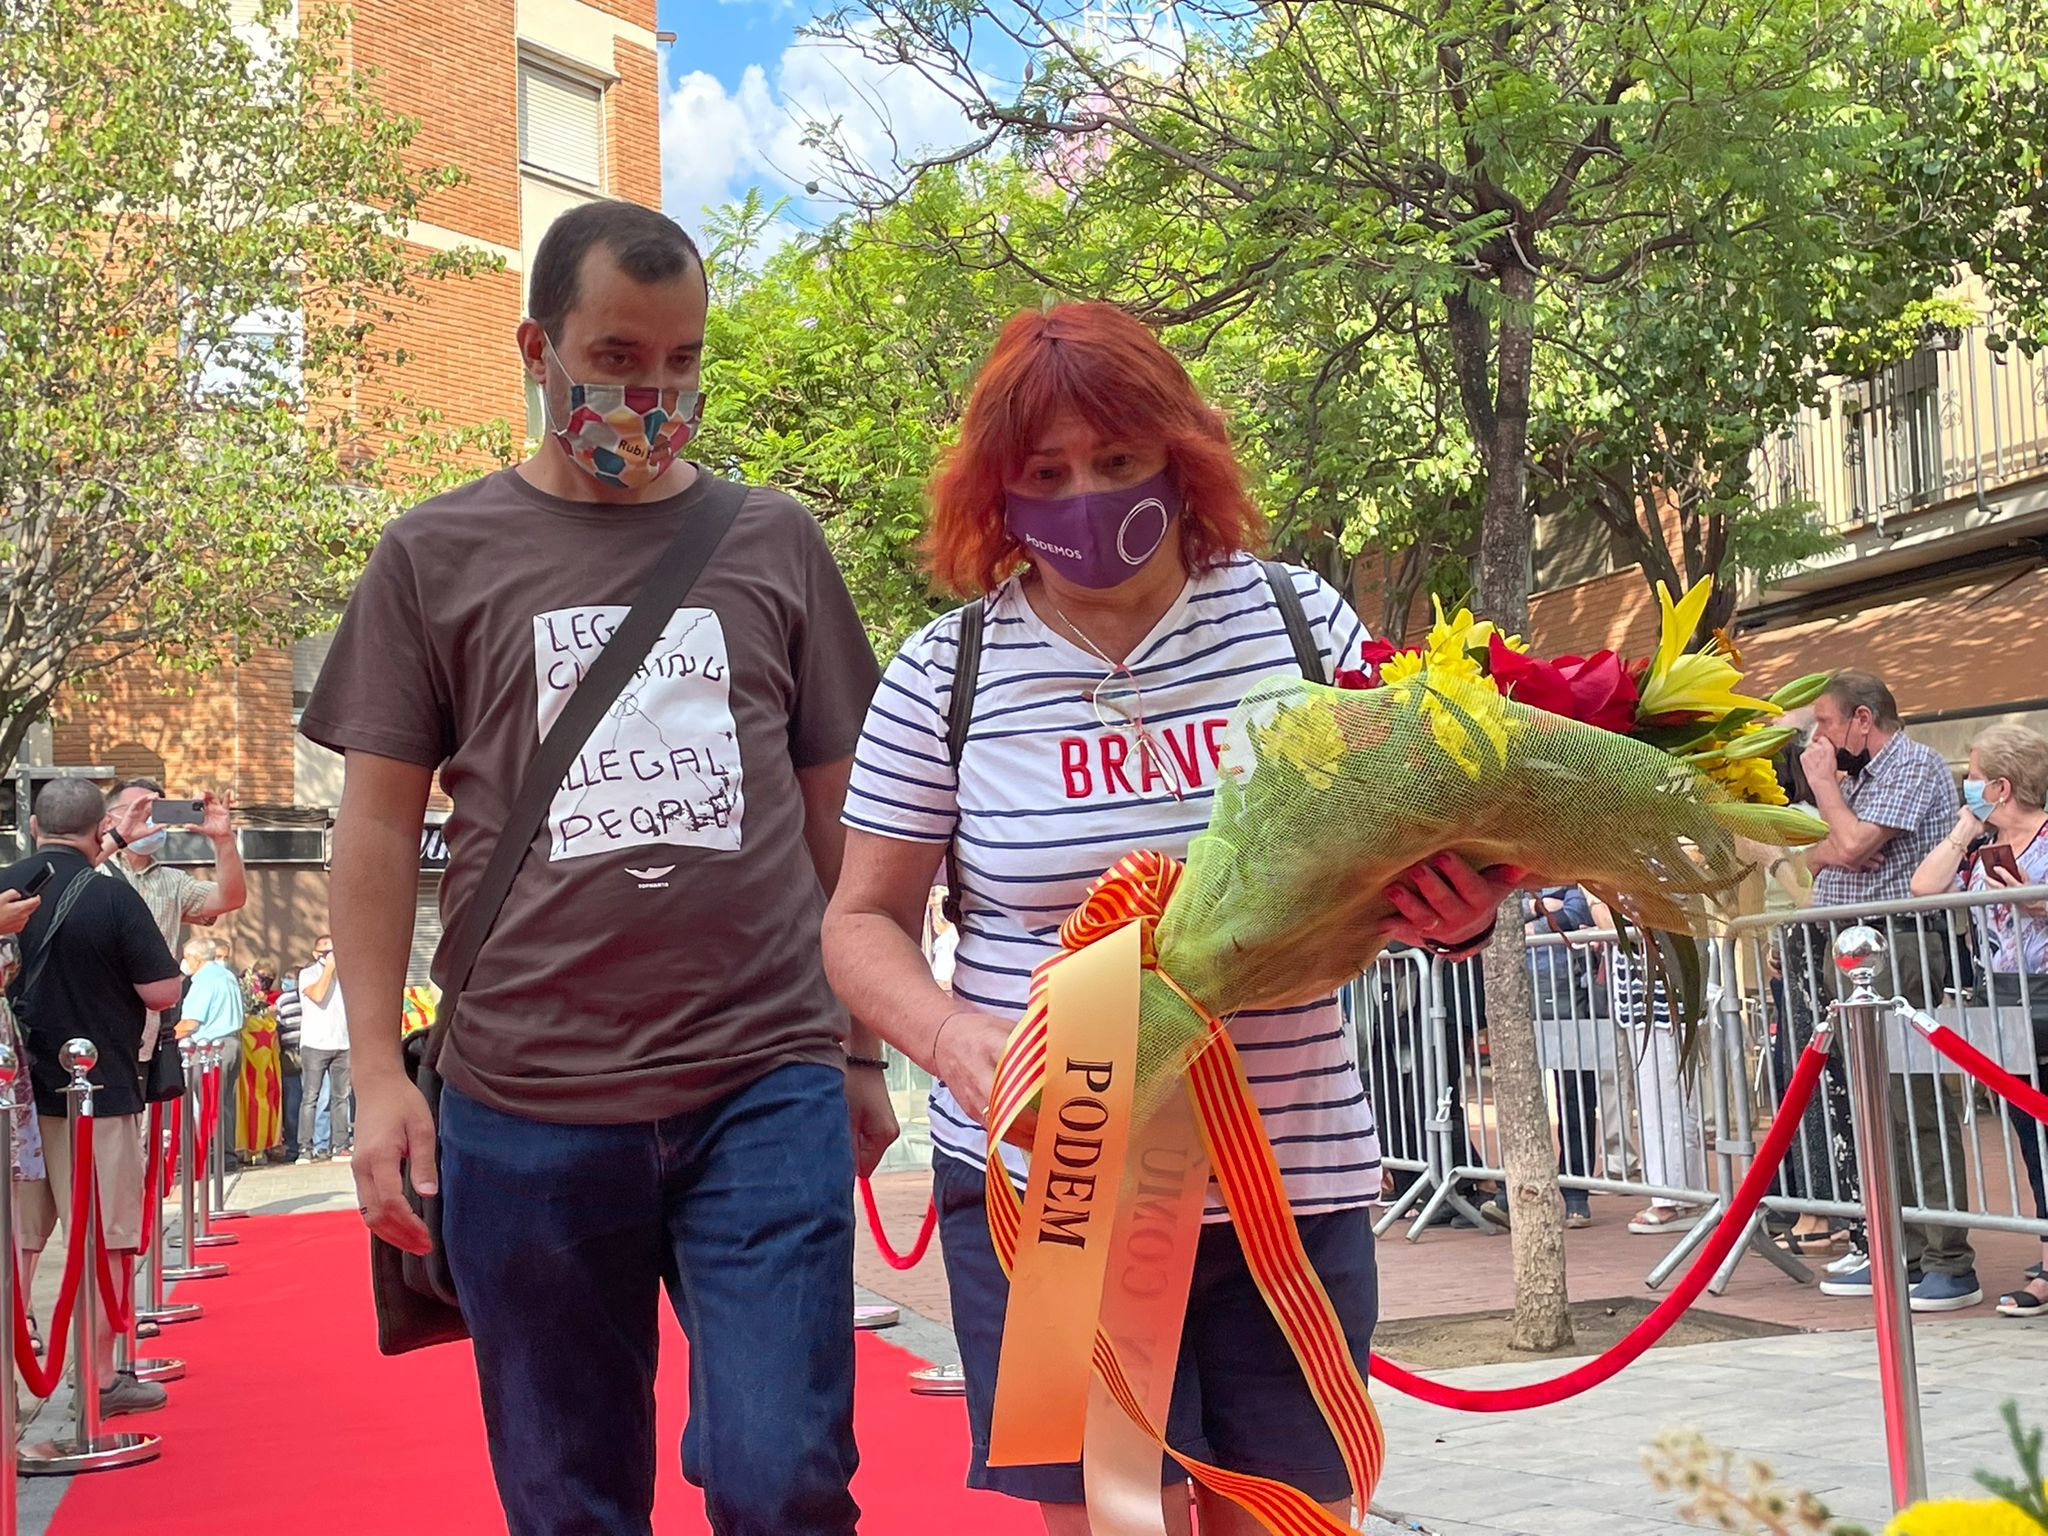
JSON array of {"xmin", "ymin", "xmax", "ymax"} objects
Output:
[{"xmin": 659, "ymin": 29, "xmax": 981, "ymax": 237}]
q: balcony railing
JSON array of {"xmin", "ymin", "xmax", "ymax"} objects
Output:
[{"xmin": 1754, "ymin": 326, "xmax": 2048, "ymax": 536}]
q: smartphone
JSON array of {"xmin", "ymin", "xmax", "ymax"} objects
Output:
[
  {"xmin": 1977, "ymin": 843, "xmax": 2022, "ymax": 883},
  {"xmin": 150, "ymin": 797, "xmax": 207, "ymax": 826},
  {"xmin": 22, "ymin": 863, "xmax": 54, "ymax": 897}
]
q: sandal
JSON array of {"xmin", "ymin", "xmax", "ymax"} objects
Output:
[
  {"xmin": 1997, "ymin": 1272, "xmax": 2048, "ymax": 1318},
  {"xmin": 1628, "ymin": 1204, "xmax": 1702, "ymax": 1235},
  {"xmin": 1774, "ymin": 1228, "xmax": 1847, "ymax": 1256}
]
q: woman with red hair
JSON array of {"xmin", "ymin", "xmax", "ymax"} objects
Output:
[{"xmin": 824, "ymin": 302, "xmax": 1514, "ymax": 1532}]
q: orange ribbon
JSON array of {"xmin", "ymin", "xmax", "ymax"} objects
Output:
[{"xmin": 984, "ymin": 852, "xmax": 1384, "ymax": 1533}]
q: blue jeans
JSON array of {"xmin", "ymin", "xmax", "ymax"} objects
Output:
[
  {"xmin": 280, "ymin": 1074, "xmax": 303, "ymax": 1158},
  {"xmin": 440, "ymin": 1064, "xmax": 860, "ymax": 1536}
]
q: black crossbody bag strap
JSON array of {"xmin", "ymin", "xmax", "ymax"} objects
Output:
[
  {"xmin": 428, "ymin": 475, "xmax": 751, "ymax": 1051},
  {"xmin": 1261, "ymin": 559, "xmax": 1328, "ymax": 685},
  {"xmin": 377, "ymin": 476, "xmax": 750, "ymax": 1352},
  {"xmin": 19, "ymin": 867, "xmax": 94, "ymax": 1006},
  {"xmin": 940, "ymin": 598, "xmax": 985, "ymax": 928}
]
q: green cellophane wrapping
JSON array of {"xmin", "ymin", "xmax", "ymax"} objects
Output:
[{"xmin": 1127, "ymin": 669, "xmax": 1810, "ymax": 1114}]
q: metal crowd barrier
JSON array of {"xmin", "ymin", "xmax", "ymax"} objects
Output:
[{"xmin": 1351, "ymin": 885, "xmax": 2048, "ymax": 1295}]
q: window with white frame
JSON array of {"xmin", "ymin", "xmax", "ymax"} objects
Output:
[{"xmin": 518, "ymin": 58, "xmax": 605, "ymax": 190}]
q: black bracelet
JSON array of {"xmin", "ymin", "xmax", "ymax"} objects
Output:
[
  {"xmin": 1422, "ymin": 916, "xmax": 1498, "ymax": 960},
  {"xmin": 107, "ymin": 828, "xmax": 128, "ymax": 849},
  {"xmin": 844, "ymin": 1053, "xmax": 890, "ymax": 1071}
]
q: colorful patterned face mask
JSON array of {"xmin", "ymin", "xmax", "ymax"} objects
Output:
[{"xmin": 543, "ymin": 337, "xmax": 701, "ymax": 491}]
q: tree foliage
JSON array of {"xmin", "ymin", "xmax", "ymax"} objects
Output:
[
  {"xmin": 0, "ymin": 0, "xmax": 508, "ymax": 769},
  {"xmin": 787, "ymin": 0, "xmax": 2048, "ymax": 1350}
]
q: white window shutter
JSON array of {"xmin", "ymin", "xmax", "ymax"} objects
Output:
[{"xmin": 519, "ymin": 62, "xmax": 604, "ymax": 188}]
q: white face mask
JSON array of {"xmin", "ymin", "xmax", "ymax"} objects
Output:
[{"xmin": 129, "ymin": 826, "xmax": 169, "ymax": 857}]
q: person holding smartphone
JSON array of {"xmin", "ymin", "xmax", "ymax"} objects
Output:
[{"xmin": 1913, "ymin": 723, "xmax": 2048, "ymax": 1319}]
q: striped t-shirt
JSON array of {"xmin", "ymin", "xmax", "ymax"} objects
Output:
[{"xmin": 843, "ymin": 552, "xmax": 1383, "ymax": 1220}]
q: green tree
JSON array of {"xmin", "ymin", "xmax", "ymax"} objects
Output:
[
  {"xmin": 0, "ymin": 0, "xmax": 504, "ymax": 770},
  {"xmin": 809, "ymin": 0, "xmax": 2048, "ymax": 1348}
]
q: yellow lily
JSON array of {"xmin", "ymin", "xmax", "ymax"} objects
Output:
[
  {"xmin": 1637, "ymin": 577, "xmax": 1779, "ymax": 720},
  {"xmin": 1885, "ymin": 1496, "xmax": 2048, "ymax": 1536},
  {"xmin": 1257, "ymin": 699, "xmax": 1346, "ymax": 791},
  {"xmin": 1427, "ymin": 596, "xmax": 1526, "ymax": 660}
]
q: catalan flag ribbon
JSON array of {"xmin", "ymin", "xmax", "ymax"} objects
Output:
[{"xmin": 237, "ymin": 1015, "xmax": 283, "ymax": 1158}]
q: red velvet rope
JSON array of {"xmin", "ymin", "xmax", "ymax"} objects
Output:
[
  {"xmin": 1369, "ymin": 1038, "xmax": 1834, "ymax": 1412},
  {"xmin": 94, "ymin": 1189, "xmax": 132, "ymax": 1334},
  {"xmin": 162, "ymin": 1102, "xmax": 181, "ymax": 1204},
  {"xmin": 12, "ymin": 1116, "xmax": 96, "ymax": 1399},
  {"xmin": 1915, "ymin": 1020, "xmax": 2048, "ymax": 1125},
  {"xmin": 195, "ymin": 1064, "xmax": 219, "ymax": 1171},
  {"xmin": 856, "ymin": 1177, "xmax": 939, "ymax": 1271},
  {"xmin": 135, "ymin": 1103, "xmax": 162, "ymax": 1255}
]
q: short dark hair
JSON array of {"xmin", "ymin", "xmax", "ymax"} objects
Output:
[
  {"xmin": 528, "ymin": 201, "xmax": 705, "ymax": 338},
  {"xmin": 34, "ymin": 778, "xmax": 105, "ymax": 839},
  {"xmin": 1822, "ymin": 671, "xmax": 1902, "ymax": 729},
  {"xmin": 109, "ymin": 776, "xmax": 164, "ymax": 800}
]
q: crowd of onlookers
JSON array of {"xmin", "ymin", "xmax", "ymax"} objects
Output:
[{"xmin": 0, "ymin": 776, "xmax": 364, "ymax": 1420}]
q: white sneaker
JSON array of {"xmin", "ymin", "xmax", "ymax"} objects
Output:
[
  {"xmin": 1826, "ymin": 1248, "xmax": 1869, "ymax": 1276},
  {"xmin": 294, "ymin": 1155, "xmax": 312, "ymax": 1166}
]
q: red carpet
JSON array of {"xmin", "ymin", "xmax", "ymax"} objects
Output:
[{"xmin": 46, "ymin": 1211, "xmax": 1039, "ymax": 1535}]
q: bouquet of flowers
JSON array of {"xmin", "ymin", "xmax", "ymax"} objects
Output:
[
  {"xmin": 1121, "ymin": 574, "xmax": 1829, "ymax": 1111},
  {"xmin": 986, "ymin": 576, "xmax": 1831, "ymax": 1535}
]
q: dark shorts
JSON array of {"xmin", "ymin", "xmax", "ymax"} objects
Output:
[{"xmin": 933, "ymin": 1150, "xmax": 1379, "ymax": 1506}]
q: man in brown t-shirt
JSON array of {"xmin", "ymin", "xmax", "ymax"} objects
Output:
[{"xmin": 300, "ymin": 200, "xmax": 894, "ymax": 1536}]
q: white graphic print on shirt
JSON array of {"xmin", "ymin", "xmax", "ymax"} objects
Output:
[{"xmin": 532, "ymin": 604, "xmax": 745, "ymax": 861}]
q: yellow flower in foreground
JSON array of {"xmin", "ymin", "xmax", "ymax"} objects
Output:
[
  {"xmin": 1701, "ymin": 750, "xmax": 1788, "ymax": 807},
  {"xmin": 1886, "ymin": 1496, "xmax": 2048, "ymax": 1536},
  {"xmin": 1382, "ymin": 648, "xmax": 1428, "ymax": 687},
  {"xmin": 1392, "ymin": 671, "xmax": 1518, "ymax": 779},
  {"xmin": 1257, "ymin": 699, "xmax": 1346, "ymax": 790},
  {"xmin": 1637, "ymin": 576, "xmax": 1778, "ymax": 720}
]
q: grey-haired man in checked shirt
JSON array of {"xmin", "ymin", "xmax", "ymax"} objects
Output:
[{"xmin": 1801, "ymin": 670, "xmax": 1980, "ymax": 1312}]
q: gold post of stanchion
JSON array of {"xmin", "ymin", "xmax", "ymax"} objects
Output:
[
  {"xmin": 1831, "ymin": 927, "xmax": 1929, "ymax": 1512},
  {"xmin": 18, "ymin": 1040, "xmax": 160, "ymax": 1474}
]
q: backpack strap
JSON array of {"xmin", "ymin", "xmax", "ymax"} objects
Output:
[
  {"xmin": 19, "ymin": 863, "xmax": 96, "ymax": 1006},
  {"xmin": 940, "ymin": 599, "xmax": 985, "ymax": 927},
  {"xmin": 1261, "ymin": 559, "xmax": 1328, "ymax": 684}
]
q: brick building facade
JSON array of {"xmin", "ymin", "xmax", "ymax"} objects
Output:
[{"xmin": 36, "ymin": 0, "xmax": 666, "ymax": 975}]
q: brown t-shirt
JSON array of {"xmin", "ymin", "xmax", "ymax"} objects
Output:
[{"xmin": 299, "ymin": 466, "xmax": 881, "ymax": 1123}]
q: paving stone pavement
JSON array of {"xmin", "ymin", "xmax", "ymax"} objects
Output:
[{"xmin": 1370, "ymin": 1319, "xmax": 2045, "ymax": 1534}]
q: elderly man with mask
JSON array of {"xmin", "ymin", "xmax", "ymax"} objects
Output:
[{"xmin": 1802, "ymin": 671, "xmax": 1980, "ymax": 1312}]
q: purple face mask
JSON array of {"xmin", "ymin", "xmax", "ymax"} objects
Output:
[{"xmin": 1002, "ymin": 468, "xmax": 1183, "ymax": 589}]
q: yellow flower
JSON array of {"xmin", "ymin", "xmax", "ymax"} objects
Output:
[
  {"xmin": 1257, "ymin": 699, "xmax": 1346, "ymax": 790},
  {"xmin": 1381, "ymin": 648, "xmax": 1427, "ymax": 687},
  {"xmin": 1426, "ymin": 596, "xmax": 1526, "ymax": 661},
  {"xmin": 1637, "ymin": 577, "xmax": 1779, "ymax": 720},
  {"xmin": 1701, "ymin": 750, "xmax": 1788, "ymax": 807},
  {"xmin": 1886, "ymin": 1496, "xmax": 2048, "ymax": 1536},
  {"xmin": 1393, "ymin": 671, "xmax": 1518, "ymax": 778}
]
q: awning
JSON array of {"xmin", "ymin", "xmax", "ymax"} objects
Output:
[{"xmin": 1735, "ymin": 564, "xmax": 2048, "ymax": 722}]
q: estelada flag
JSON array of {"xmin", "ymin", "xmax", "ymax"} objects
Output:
[{"xmin": 237, "ymin": 1015, "xmax": 283, "ymax": 1157}]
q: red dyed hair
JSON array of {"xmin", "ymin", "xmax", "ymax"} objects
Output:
[{"xmin": 927, "ymin": 302, "xmax": 1266, "ymax": 596}]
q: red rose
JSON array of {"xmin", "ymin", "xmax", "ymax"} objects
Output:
[
  {"xmin": 1333, "ymin": 667, "xmax": 1375, "ymax": 690},
  {"xmin": 1486, "ymin": 638, "xmax": 1641, "ymax": 733}
]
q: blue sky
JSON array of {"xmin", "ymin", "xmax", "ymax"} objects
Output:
[{"xmin": 653, "ymin": 0, "xmax": 985, "ymax": 244}]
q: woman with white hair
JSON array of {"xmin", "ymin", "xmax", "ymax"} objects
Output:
[{"xmin": 1913, "ymin": 722, "xmax": 2048, "ymax": 1318}]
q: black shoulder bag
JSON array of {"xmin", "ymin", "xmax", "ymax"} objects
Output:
[
  {"xmin": 937, "ymin": 560, "xmax": 1326, "ymax": 927},
  {"xmin": 371, "ymin": 475, "xmax": 748, "ymax": 1356}
]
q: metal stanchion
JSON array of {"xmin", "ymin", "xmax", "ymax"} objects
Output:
[
  {"xmin": 140, "ymin": 1099, "xmax": 202, "ymax": 1322},
  {"xmin": 18, "ymin": 1040, "xmax": 160, "ymax": 1475},
  {"xmin": 1831, "ymin": 926, "xmax": 1928, "ymax": 1512},
  {"xmin": 191, "ymin": 1044, "xmax": 236, "ymax": 1250},
  {"xmin": 0, "ymin": 1043, "xmax": 22, "ymax": 1534},
  {"xmin": 209, "ymin": 1042, "xmax": 247, "ymax": 1224},
  {"xmin": 853, "ymin": 1303, "xmax": 899, "ymax": 1331},
  {"xmin": 908, "ymin": 1363, "xmax": 966, "ymax": 1396},
  {"xmin": 163, "ymin": 1041, "xmax": 226, "ymax": 1284}
]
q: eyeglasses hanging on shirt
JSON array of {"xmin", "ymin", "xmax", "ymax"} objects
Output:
[{"xmin": 1050, "ymin": 598, "xmax": 1186, "ymax": 804}]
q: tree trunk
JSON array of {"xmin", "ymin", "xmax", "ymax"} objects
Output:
[{"xmin": 1460, "ymin": 265, "xmax": 1576, "ymax": 1353}]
